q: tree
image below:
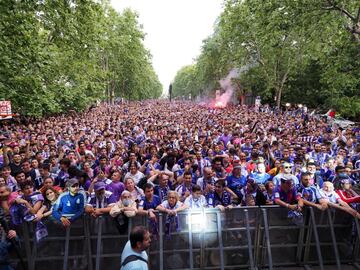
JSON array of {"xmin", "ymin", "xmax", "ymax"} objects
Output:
[{"xmin": 0, "ymin": 0, "xmax": 162, "ymax": 117}]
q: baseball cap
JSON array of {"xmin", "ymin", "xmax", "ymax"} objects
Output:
[
  {"xmin": 66, "ymin": 178, "xmax": 79, "ymax": 187},
  {"xmin": 94, "ymin": 181, "xmax": 106, "ymax": 191},
  {"xmin": 340, "ymin": 178, "xmax": 351, "ymax": 185}
]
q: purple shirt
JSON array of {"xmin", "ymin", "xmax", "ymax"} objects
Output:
[
  {"xmin": 106, "ymin": 182, "xmax": 125, "ymax": 201},
  {"xmin": 274, "ymin": 187, "xmax": 299, "ymax": 204}
]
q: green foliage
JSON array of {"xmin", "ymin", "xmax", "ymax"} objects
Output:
[
  {"xmin": 0, "ymin": 0, "xmax": 161, "ymax": 117},
  {"xmin": 172, "ymin": 0, "xmax": 360, "ymax": 118}
]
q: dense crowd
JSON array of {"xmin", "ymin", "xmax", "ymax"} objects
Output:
[{"xmin": 0, "ymin": 100, "xmax": 360, "ymax": 244}]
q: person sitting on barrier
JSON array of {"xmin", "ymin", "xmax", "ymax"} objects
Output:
[
  {"xmin": 239, "ymin": 177, "xmax": 267, "ymax": 206},
  {"xmin": 336, "ymin": 177, "xmax": 360, "ymax": 207},
  {"xmin": 85, "ymin": 181, "xmax": 117, "ymax": 218},
  {"xmin": 298, "ymin": 172, "xmax": 328, "ymax": 211},
  {"xmin": 175, "ymin": 171, "xmax": 193, "ymax": 202},
  {"xmin": 274, "ymin": 178, "xmax": 303, "ymax": 212},
  {"xmin": 321, "ymin": 181, "xmax": 360, "ymax": 219},
  {"xmin": 184, "ymin": 184, "xmax": 207, "ymax": 209},
  {"xmin": 156, "ymin": 190, "xmax": 188, "ymax": 236},
  {"xmin": 120, "ymin": 225, "xmax": 150, "ymax": 270},
  {"xmin": 52, "ymin": 178, "xmax": 84, "ymax": 227}
]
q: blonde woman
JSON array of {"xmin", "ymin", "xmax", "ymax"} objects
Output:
[{"xmin": 124, "ymin": 177, "xmax": 144, "ymax": 204}]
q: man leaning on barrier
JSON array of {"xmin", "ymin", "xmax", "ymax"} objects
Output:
[
  {"xmin": 274, "ymin": 177, "xmax": 304, "ymax": 223},
  {"xmin": 120, "ymin": 226, "xmax": 151, "ymax": 270},
  {"xmin": 298, "ymin": 172, "xmax": 328, "ymax": 211},
  {"xmin": 52, "ymin": 178, "xmax": 84, "ymax": 227}
]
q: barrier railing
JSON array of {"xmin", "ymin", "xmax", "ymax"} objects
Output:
[{"xmin": 8, "ymin": 206, "xmax": 360, "ymax": 270}]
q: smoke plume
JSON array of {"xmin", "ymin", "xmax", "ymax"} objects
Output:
[{"xmin": 215, "ymin": 68, "xmax": 240, "ymax": 107}]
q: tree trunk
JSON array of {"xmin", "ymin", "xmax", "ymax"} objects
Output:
[
  {"xmin": 276, "ymin": 87, "xmax": 282, "ymax": 108},
  {"xmin": 240, "ymin": 95, "xmax": 245, "ymax": 105}
]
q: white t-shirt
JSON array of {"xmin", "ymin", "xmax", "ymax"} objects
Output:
[
  {"xmin": 124, "ymin": 171, "xmax": 145, "ymax": 185},
  {"xmin": 184, "ymin": 195, "xmax": 207, "ymax": 209},
  {"xmin": 120, "ymin": 241, "xmax": 148, "ymax": 270}
]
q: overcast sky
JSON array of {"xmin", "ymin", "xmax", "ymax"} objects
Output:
[{"xmin": 110, "ymin": 0, "xmax": 224, "ymax": 95}]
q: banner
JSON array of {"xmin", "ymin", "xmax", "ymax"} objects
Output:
[{"xmin": 0, "ymin": 101, "xmax": 12, "ymax": 120}]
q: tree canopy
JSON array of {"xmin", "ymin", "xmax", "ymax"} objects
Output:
[
  {"xmin": 0, "ymin": 0, "xmax": 162, "ymax": 117},
  {"xmin": 172, "ymin": 0, "xmax": 360, "ymax": 119}
]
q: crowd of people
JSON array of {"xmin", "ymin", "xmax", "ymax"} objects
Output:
[{"xmin": 0, "ymin": 100, "xmax": 360, "ymax": 246}]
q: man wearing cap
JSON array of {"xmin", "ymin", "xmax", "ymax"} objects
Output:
[
  {"xmin": 274, "ymin": 177, "xmax": 303, "ymax": 211},
  {"xmin": 52, "ymin": 178, "xmax": 84, "ymax": 227},
  {"xmin": 85, "ymin": 181, "xmax": 117, "ymax": 217}
]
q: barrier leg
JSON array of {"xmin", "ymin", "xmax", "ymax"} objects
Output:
[
  {"xmin": 95, "ymin": 217, "xmax": 103, "ymax": 270},
  {"xmin": 84, "ymin": 216, "xmax": 93, "ymax": 270},
  {"xmin": 188, "ymin": 212, "xmax": 193, "ymax": 270},
  {"xmin": 296, "ymin": 217, "xmax": 306, "ymax": 264},
  {"xmin": 261, "ymin": 208, "xmax": 272, "ymax": 270},
  {"xmin": 309, "ymin": 207, "xmax": 324, "ymax": 270},
  {"xmin": 216, "ymin": 210, "xmax": 225, "ymax": 270},
  {"xmin": 245, "ymin": 209, "xmax": 256, "ymax": 270},
  {"xmin": 63, "ymin": 226, "xmax": 71, "ymax": 270},
  {"xmin": 127, "ymin": 217, "xmax": 132, "ymax": 239},
  {"xmin": 159, "ymin": 213, "xmax": 164, "ymax": 270},
  {"xmin": 22, "ymin": 222, "xmax": 33, "ymax": 270},
  {"xmin": 326, "ymin": 209, "xmax": 341, "ymax": 270},
  {"xmin": 30, "ymin": 227, "xmax": 37, "ymax": 270},
  {"xmin": 354, "ymin": 218, "xmax": 360, "ymax": 264},
  {"xmin": 254, "ymin": 208, "xmax": 262, "ymax": 267},
  {"xmin": 303, "ymin": 208, "xmax": 312, "ymax": 265}
]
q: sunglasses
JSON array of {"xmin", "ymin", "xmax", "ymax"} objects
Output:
[{"xmin": 284, "ymin": 166, "xmax": 292, "ymax": 169}]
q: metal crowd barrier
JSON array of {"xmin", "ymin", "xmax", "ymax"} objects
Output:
[{"xmin": 8, "ymin": 206, "xmax": 360, "ymax": 270}]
